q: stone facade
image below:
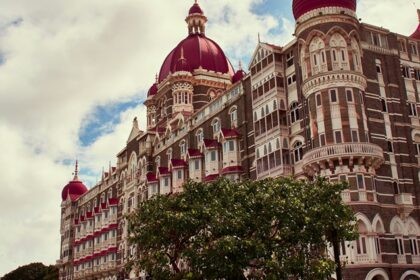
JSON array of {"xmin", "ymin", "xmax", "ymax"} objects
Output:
[{"xmin": 58, "ymin": 2, "xmax": 420, "ymax": 280}]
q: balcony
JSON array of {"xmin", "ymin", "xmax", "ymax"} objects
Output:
[
  {"xmin": 398, "ymin": 254, "xmax": 407, "ymax": 264},
  {"xmin": 395, "ymin": 193, "xmax": 414, "ymax": 218},
  {"xmin": 412, "ymin": 255, "xmax": 420, "ymax": 264},
  {"xmin": 302, "ymin": 143, "xmax": 384, "ymax": 176},
  {"xmin": 302, "ymin": 71, "xmax": 367, "ymax": 98}
]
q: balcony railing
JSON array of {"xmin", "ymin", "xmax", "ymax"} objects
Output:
[{"xmin": 302, "ymin": 143, "xmax": 384, "ymax": 174}]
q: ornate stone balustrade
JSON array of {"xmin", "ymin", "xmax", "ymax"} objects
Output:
[
  {"xmin": 302, "ymin": 71, "xmax": 367, "ymax": 98},
  {"xmin": 302, "ymin": 143, "xmax": 384, "ymax": 175}
]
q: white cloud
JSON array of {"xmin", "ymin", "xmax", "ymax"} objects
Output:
[{"xmin": 357, "ymin": 0, "xmax": 419, "ymax": 36}]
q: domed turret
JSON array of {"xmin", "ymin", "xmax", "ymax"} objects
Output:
[
  {"xmin": 157, "ymin": 1, "xmax": 234, "ymax": 83},
  {"xmin": 232, "ymin": 61, "xmax": 246, "ymax": 83},
  {"xmin": 189, "ymin": 0, "xmax": 203, "ymax": 15},
  {"xmin": 292, "ymin": 0, "xmax": 357, "ymax": 20},
  {"xmin": 61, "ymin": 160, "xmax": 88, "ymax": 201},
  {"xmin": 147, "ymin": 75, "xmax": 158, "ymax": 97}
]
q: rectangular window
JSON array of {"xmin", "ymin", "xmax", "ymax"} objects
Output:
[
  {"xmin": 346, "ymin": 89, "xmax": 354, "ymax": 102},
  {"xmin": 330, "ymin": 89, "xmax": 338, "ymax": 103},
  {"xmin": 410, "ymin": 239, "xmax": 419, "ymax": 255},
  {"xmin": 357, "ymin": 174, "xmax": 365, "ymax": 189},
  {"xmin": 339, "ymin": 175, "xmax": 347, "ymax": 182},
  {"xmin": 164, "ymin": 177, "xmax": 169, "ymax": 187},
  {"xmin": 319, "ymin": 134, "xmax": 326, "ymax": 146},
  {"xmin": 399, "ymin": 40, "xmax": 407, "ymax": 52},
  {"xmin": 334, "ymin": 131, "xmax": 342, "ymax": 144},
  {"xmin": 177, "ymin": 170, "xmax": 182, "ymax": 180},
  {"xmin": 229, "ymin": 140, "xmax": 235, "ymax": 152},
  {"xmin": 411, "ymin": 43, "xmax": 418, "ymax": 56},
  {"xmin": 409, "ymin": 103, "xmax": 417, "ymax": 117},
  {"xmin": 316, "ymin": 94, "xmax": 322, "ymax": 107},
  {"xmin": 286, "ymin": 52, "xmax": 294, "ymax": 68},
  {"xmin": 194, "ymin": 159, "xmax": 200, "ymax": 170},
  {"xmin": 381, "ymin": 99, "xmax": 388, "ymax": 113},
  {"xmin": 211, "ymin": 151, "xmax": 216, "ymax": 161},
  {"xmin": 351, "ymin": 130, "xmax": 359, "ymax": 142},
  {"xmin": 387, "ymin": 141, "xmax": 393, "ymax": 153}
]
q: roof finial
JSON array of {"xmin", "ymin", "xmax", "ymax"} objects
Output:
[
  {"xmin": 258, "ymin": 32, "xmax": 261, "ymax": 43},
  {"xmin": 73, "ymin": 159, "xmax": 79, "ymax": 180},
  {"xmin": 155, "ymin": 73, "xmax": 158, "ymax": 83},
  {"xmin": 195, "ymin": 0, "xmax": 198, "ymax": 3},
  {"xmin": 238, "ymin": 60, "xmax": 243, "ymax": 71},
  {"xmin": 417, "ymin": 9, "xmax": 420, "ymax": 22}
]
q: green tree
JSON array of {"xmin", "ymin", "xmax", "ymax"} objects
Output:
[
  {"xmin": 128, "ymin": 177, "xmax": 358, "ymax": 280},
  {"xmin": 2, "ymin": 262, "xmax": 58, "ymax": 280}
]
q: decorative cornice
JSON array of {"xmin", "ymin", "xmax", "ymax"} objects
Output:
[{"xmin": 295, "ymin": 7, "xmax": 358, "ymax": 36}]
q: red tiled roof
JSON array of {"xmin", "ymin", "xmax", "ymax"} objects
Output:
[
  {"xmin": 222, "ymin": 166, "xmax": 243, "ymax": 174},
  {"xmin": 204, "ymin": 174, "xmax": 219, "ymax": 182},
  {"xmin": 221, "ymin": 128, "xmax": 241, "ymax": 139},
  {"xmin": 158, "ymin": 167, "xmax": 171, "ymax": 176},
  {"xmin": 94, "ymin": 207, "xmax": 101, "ymax": 214},
  {"xmin": 188, "ymin": 148, "xmax": 203, "ymax": 158},
  {"xmin": 101, "ymin": 203, "xmax": 108, "ymax": 210},
  {"xmin": 86, "ymin": 212, "xmax": 93, "ymax": 219},
  {"xmin": 146, "ymin": 172, "xmax": 158, "ymax": 183},
  {"xmin": 171, "ymin": 159, "xmax": 188, "ymax": 168},
  {"xmin": 203, "ymin": 139, "xmax": 220, "ymax": 149},
  {"xmin": 108, "ymin": 198, "xmax": 118, "ymax": 206}
]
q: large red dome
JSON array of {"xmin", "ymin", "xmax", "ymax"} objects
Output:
[
  {"xmin": 293, "ymin": 0, "xmax": 357, "ymax": 19},
  {"xmin": 158, "ymin": 33, "xmax": 234, "ymax": 82}
]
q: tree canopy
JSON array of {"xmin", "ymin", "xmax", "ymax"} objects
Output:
[
  {"xmin": 127, "ymin": 177, "xmax": 357, "ymax": 280},
  {"xmin": 2, "ymin": 262, "xmax": 58, "ymax": 280}
]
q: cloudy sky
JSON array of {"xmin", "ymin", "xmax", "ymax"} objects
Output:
[{"xmin": 0, "ymin": 0, "xmax": 418, "ymax": 275}]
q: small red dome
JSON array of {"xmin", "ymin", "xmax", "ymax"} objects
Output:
[
  {"xmin": 189, "ymin": 2, "xmax": 203, "ymax": 15},
  {"xmin": 232, "ymin": 69, "xmax": 246, "ymax": 83},
  {"xmin": 293, "ymin": 0, "xmax": 357, "ymax": 20},
  {"xmin": 62, "ymin": 161, "xmax": 88, "ymax": 201},
  {"xmin": 147, "ymin": 83, "xmax": 158, "ymax": 97},
  {"xmin": 158, "ymin": 34, "xmax": 234, "ymax": 82},
  {"xmin": 62, "ymin": 180, "xmax": 88, "ymax": 201}
]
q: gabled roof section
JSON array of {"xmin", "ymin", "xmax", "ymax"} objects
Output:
[
  {"xmin": 248, "ymin": 42, "xmax": 282, "ymax": 69},
  {"xmin": 127, "ymin": 117, "xmax": 143, "ymax": 143}
]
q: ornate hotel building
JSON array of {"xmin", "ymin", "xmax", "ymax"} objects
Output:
[{"xmin": 58, "ymin": 0, "xmax": 420, "ymax": 279}]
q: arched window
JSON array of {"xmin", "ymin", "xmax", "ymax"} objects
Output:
[
  {"xmin": 212, "ymin": 118, "xmax": 220, "ymax": 134},
  {"xmin": 229, "ymin": 106, "xmax": 238, "ymax": 127},
  {"xmin": 196, "ymin": 129, "xmax": 204, "ymax": 144},
  {"xmin": 179, "ymin": 140, "xmax": 186, "ymax": 155},
  {"xmin": 167, "ymin": 148, "xmax": 173, "ymax": 162},
  {"xmin": 290, "ymin": 102, "xmax": 300, "ymax": 123},
  {"xmin": 309, "ymin": 37, "xmax": 326, "ymax": 75},
  {"xmin": 293, "ymin": 141, "xmax": 303, "ymax": 162},
  {"xmin": 351, "ymin": 37, "xmax": 362, "ymax": 72},
  {"xmin": 330, "ymin": 33, "xmax": 349, "ymax": 70},
  {"xmin": 155, "ymin": 156, "xmax": 161, "ymax": 169}
]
